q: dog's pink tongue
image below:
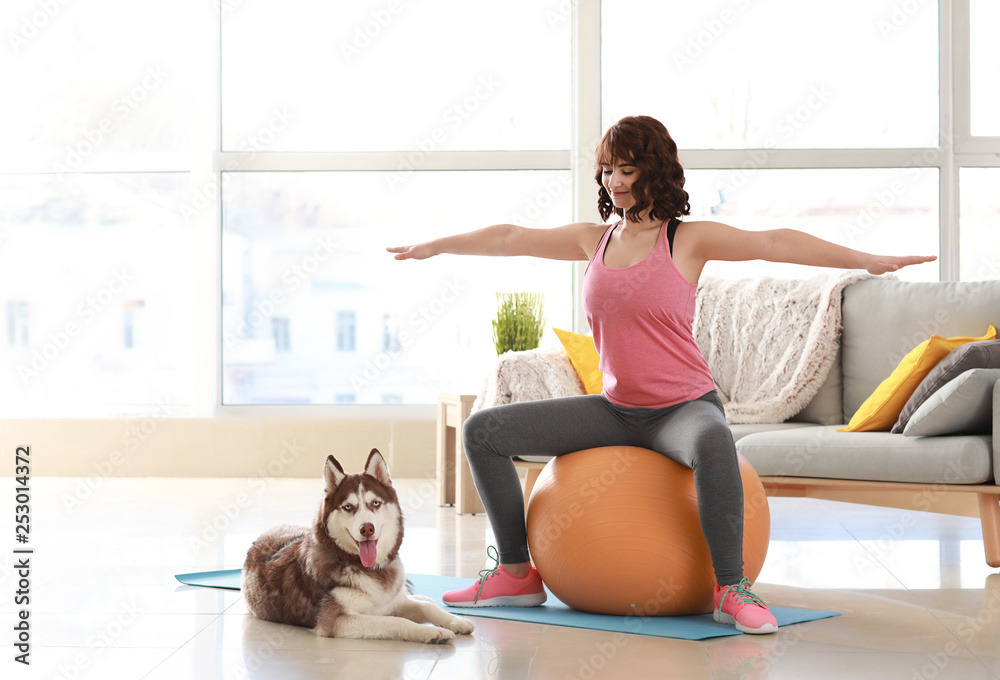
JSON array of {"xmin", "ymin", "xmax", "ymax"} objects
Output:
[{"xmin": 358, "ymin": 540, "xmax": 378, "ymax": 567}]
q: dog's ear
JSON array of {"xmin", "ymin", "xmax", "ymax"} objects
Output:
[
  {"xmin": 324, "ymin": 455, "xmax": 346, "ymax": 495},
  {"xmin": 364, "ymin": 448, "xmax": 392, "ymax": 486}
]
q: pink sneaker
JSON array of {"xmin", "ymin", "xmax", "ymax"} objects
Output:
[
  {"xmin": 713, "ymin": 578, "xmax": 778, "ymax": 635},
  {"xmin": 442, "ymin": 550, "xmax": 547, "ymax": 608}
]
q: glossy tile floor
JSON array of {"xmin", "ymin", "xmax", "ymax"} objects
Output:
[{"xmin": 3, "ymin": 476, "xmax": 1000, "ymax": 680}]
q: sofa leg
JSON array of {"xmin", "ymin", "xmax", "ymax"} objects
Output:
[
  {"xmin": 977, "ymin": 493, "xmax": 1000, "ymax": 569},
  {"xmin": 522, "ymin": 468, "xmax": 542, "ymax": 518}
]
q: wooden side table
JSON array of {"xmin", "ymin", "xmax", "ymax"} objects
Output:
[{"xmin": 436, "ymin": 393, "xmax": 484, "ymax": 515}]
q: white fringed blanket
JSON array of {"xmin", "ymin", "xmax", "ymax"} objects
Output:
[
  {"xmin": 694, "ymin": 271, "xmax": 876, "ymax": 423},
  {"xmin": 472, "ymin": 343, "xmax": 585, "ymax": 413}
]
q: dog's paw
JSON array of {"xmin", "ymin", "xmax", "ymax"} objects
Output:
[
  {"xmin": 445, "ymin": 615, "xmax": 475, "ymax": 635},
  {"xmin": 420, "ymin": 626, "xmax": 456, "ymax": 645}
]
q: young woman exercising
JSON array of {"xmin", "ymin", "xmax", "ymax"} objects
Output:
[{"xmin": 387, "ymin": 115, "xmax": 935, "ymax": 634}]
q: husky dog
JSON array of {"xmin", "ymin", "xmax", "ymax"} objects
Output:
[{"xmin": 242, "ymin": 448, "xmax": 474, "ymax": 644}]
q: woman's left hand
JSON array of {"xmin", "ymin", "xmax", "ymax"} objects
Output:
[{"xmin": 866, "ymin": 255, "xmax": 938, "ymax": 275}]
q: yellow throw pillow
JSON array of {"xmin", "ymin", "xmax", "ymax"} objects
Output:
[
  {"xmin": 552, "ymin": 328, "xmax": 603, "ymax": 395},
  {"xmin": 839, "ymin": 324, "xmax": 997, "ymax": 432}
]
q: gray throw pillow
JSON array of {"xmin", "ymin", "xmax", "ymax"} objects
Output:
[
  {"xmin": 903, "ymin": 368, "xmax": 1000, "ymax": 437},
  {"xmin": 892, "ymin": 339, "xmax": 1000, "ymax": 433}
]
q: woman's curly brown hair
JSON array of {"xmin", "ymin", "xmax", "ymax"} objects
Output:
[{"xmin": 594, "ymin": 116, "xmax": 690, "ymax": 223}]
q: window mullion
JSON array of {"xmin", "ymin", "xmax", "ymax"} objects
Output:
[
  {"xmin": 941, "ymin": 0, "xmax": 961, "ymax": 280},
  {"xmin": 196, "ymin": 4, "xmax": 223, "ymax": 416},
  {"xmin": 571, "ymin": 0, "xmax": 602, "ymax": 333},
  {"xmin": 950, "ymin": 0, "xmax": 971, "ymax": 140}
]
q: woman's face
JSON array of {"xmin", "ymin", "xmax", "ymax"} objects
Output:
[{"xmin": 601, "ymin": 160, "xmax": 637, "ymax": 212}]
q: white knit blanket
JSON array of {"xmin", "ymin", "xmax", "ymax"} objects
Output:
[
  {"xmin": 472, "ymin": 342, "xmax": 584, "ymax": 413},
  {"xmin": 694, "ymin": 271, "xmax": 876, "ymax": 423}
]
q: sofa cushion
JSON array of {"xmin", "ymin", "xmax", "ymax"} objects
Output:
[
  {"xmin": 730, "ymin": 422, "xmax": 820, "ymax": 440},
  {"xmin": 841, "ymin": 279, "xmax": 1000, "ymax": 423},
  {"xmin": 903, "ymin": 368, "xmax": 1000, "ymax": 437},
  {"xmin": 839, "ymin": 325, "xmax": 996, "ymax": 432},
  {"xmin": 788, "ymin": 346, "xmax": 844, "ymax": 426},
  {"xmin": 737, "ymin": 426, "xmax": 993, "ymax": 484},
  {"xmin": 552, "ymin": 328, "xmax": 603, "ymax": 395},
  {"xmin": 893, "ymin": 339, "xmax": 1000, "ymax": 433}
]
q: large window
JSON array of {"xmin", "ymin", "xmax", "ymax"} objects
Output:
[
  {"xmin": 686, "ymin": 169, "xmax": 939, "ymax": 281},
  {"xmin": 959, "ymin": 169, "xmax": 1000, "ymax": 281},
  {"xmin": 2, "ymin": 0, "xmax": 198, "ymax": 165},
  {"xmin": 1, "ymin": 0, "xmax": 996, "ymax": 415},
  {"xmin": 220, "ymin": 171, "xmax": 572, "ymax": 405},
  {"xmin": 970, "ymin": 0, "xmax": 1000, "ymax": 136},
  {"xmin": 602, "ymin": 0, "xmax": 938, "ymax": 149},
  {"xmin": 214, "ymin": 0, "xmax": 573, "ymax": 406},
  {"xmin": 221, "ymin": 0, "xmax": 570, "ymax": 151},
  {"xmin": 0, "ymin": 174, "xmax": 196, "ymax": 415}
]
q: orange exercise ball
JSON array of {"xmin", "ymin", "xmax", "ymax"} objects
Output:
[{"xmin": 525, "ymin": 446, "xmax": 770, "ymax": 617}]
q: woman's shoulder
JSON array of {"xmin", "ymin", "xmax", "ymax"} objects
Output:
[
  {"xmin": 675, "ymin": 219, "xmax": 729, "ymax": 229},
  {"xmin": 572, "ymin": 221, "xmax": 615, "ymax": 260},
  {"xmin": 673, "ymin": 219, "xmax": 733, "ymax": 243}
]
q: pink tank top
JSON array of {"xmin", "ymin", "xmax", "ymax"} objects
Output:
[{"xmin": 581, "ymin": 220, "xmax": 717, "ymax": 408}]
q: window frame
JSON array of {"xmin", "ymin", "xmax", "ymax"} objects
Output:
[{"xmin": 4, "ymin": 0, "xmax": 995, "ymax": 418}]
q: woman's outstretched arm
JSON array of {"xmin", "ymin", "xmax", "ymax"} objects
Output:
[
  {"xmin": 387, "ymin": 222, "xmax": 606, "ymax": 262},
  {"xmin": 684, "ymin": 222, "xmax": 936, "ymax": 275}
]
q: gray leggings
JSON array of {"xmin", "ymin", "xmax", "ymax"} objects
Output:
[{"xmin": 461, "ymin": 390, "xmax": 745, "ymax": 586}]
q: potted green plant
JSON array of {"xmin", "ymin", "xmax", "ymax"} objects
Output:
[{"xmin": 492, "ymin": 292, "xmax": 546, "ymax": 355}]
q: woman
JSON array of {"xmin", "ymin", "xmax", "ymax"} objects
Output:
[{"xmin": 387, "ymin": 116, "xmax": 934, "ymax": 634}]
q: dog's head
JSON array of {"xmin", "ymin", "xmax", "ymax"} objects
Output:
[{"xmin": 317, "ymin": 448, "xmax": 403, "ymax": 569}]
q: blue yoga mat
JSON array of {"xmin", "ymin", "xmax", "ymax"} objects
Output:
[{"xmin": 175, "ymin": 569, "xmax": 839, "ymax": 641}]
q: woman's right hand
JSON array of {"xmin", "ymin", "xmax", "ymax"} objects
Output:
[{"xmin": 386, "ymin": 243, "xmax": 438, "ymax": 260}]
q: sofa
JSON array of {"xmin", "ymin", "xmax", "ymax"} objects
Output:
[{"xmin": 502, "ymin": 278, "xmax": 1000, "ymax": 567}]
